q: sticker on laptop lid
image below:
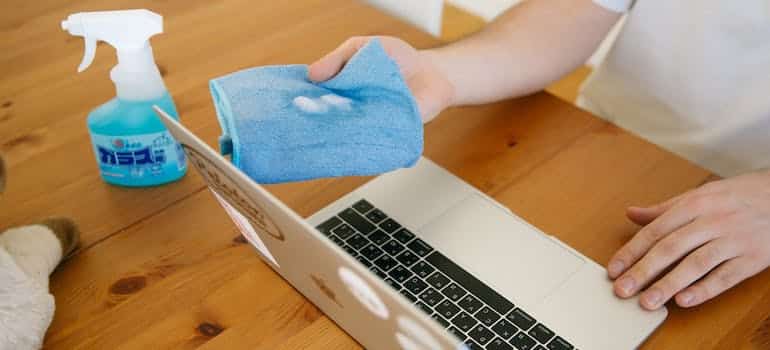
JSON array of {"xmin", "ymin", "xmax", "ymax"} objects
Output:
[
  {"xmin": 212, "ymin": 189, "xmax": 279, "ymax": 267},
  {"xmin": 311, "ymin": 274, "xmax": 343, "ymax": 308},
  {"xmin": 396, "ymin": 316, "xmax": 443, "ymax": 350},
  {"xmin": 338, "ymin": 266, "xmax": 389, "ymax": 319},
  {"xmin": 395, "ymin": 332, "xmax": 426, "ymax": 350},
  {"xmin": 183, "ymin": 144, "xmax": 285, "ymax": 242}
]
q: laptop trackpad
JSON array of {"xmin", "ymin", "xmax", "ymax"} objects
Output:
[{"xmin": 418, "ymin": 194, "xmax": 585, "ymax": 309}]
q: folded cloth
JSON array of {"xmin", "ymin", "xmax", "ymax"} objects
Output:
[{"xmin": 209, "ymin": 39, "xmax": 423, "ymax": 184}]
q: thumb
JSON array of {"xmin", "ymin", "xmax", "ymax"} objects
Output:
[
  {"xmin": 308, "ymin": 36, "xmax": 371, "ymax": 82},
  {"xmin": 626, "ymin": 193, "xmax": 685, "ymax": 226}
]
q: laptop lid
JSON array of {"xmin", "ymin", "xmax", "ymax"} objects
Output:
[{"xmin": 153, "ymin": 106, "xmax": 463, "ymax": 350}]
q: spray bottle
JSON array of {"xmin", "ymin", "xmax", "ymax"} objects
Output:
[{"xmin": 62, "ymin": 9, "xmax": 186, "ymax": 187}]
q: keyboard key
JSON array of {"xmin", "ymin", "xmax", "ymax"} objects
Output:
[
  {"xmin": 316, "ymin": 217, "xmax": 342, "ymax": 236},
  {"xmin": 388, "ymin": 265, "xmax": 413, "ymax": 283},
  {"xmin": 400, "ymin": 289, "xmax": 418, "ymax": 303},
  {"xmin": 546, "ymin": 336, "xmax": 573, "ymax": 350},
  {"xmin": 534, "ymin": 346, "xmax": 547, "ymax": 350},
  {"xmin": 330, "ymin": 235, "xmax": 345, "ymax": 247},
  {"xmin": 436, "ymin": 300, "xmax": 461, "ymax": 319},
  {"xmin": 510, "ymin": 331, "xmax": 537, "ymax": 350},
  {"xmin": 458, "ymin": 295, "xmax": 484, "ymax": 314},
  {"xmin": 352, "ymin": 199, "xmax": 374, "ymax": 213},
  {"xmin": 447, "ymin": 326, "xmax": 465, "ymax": 340},
  {"xmin": 332, "ymin": 224, "xmax": 355, "ymax": 239},
  {"xmin": 442, "ymin": 283, "xmax": 467, "ymax": 302},
  {"xmin": 475, "ymin": 306, "xmax": 501, "ymax": 327},
  {"xmin": 427, "ymin": 251, "xmax": 515, "ymax": 315},
  {"xmin": 488, "ymin": 338, "xmax": 514, "ymax": 350},
  {"xmin": 360, "ymin": 244, "xmax": 384, "ymax": 261},
  {"xmin": 368, "ymin": 230, "xmax": 390, "ymax": 245},
  {"xmin": 419, "ymin": 288, "xmax": 445, "ymax": 307},
  {"xmin": 382, "ymin": 239, "xmax": 405, "ymax": 255},
  {"xmin": 365, "ymin": 209, "xmax": 387, "ymax": 223},
  {"xmin": 374, "ymin": 256, "xmax": 398, "ymax": 271},
  {"xmin": 343, "ymin": 245, "xmax": 357, "ymax": 256},
  {"xmin": 528, "ymin": 323, "xmax": 555, "ymax": 344},
  {"xmin": 506, "ymin": 308, "xmax": 536, "ymax": 331},
  {"xmin": 339, "ymin": 208, "xmax": 376, "ymax": 234},
  {"xmin": 379, "ymin": 218, "xmax": 402, "ymax": 233},
  {"xmin": 410, "ymin": 261, "xmax": 435, "ymax": 278},
  {"xmin": 431, "ymin": 313, "xmax": 450, "ymax": 328},
  {"xmin": 403, "ymin": 277, "xmax": 429, "ymax": 295},
  {"xmin": 368, "ymin": 266, "xmax": 387, "ymax": 279},
  {"xmin": 491, "ymin": 319, "xmax": 518, "ymax": 340},
  {"xmin": 426, "ymin": 272, "xmax": 451, "ymax": 290},
  {"xmin": 393, "ymin": 228, "xmax": 416, "ymax": 244},
  {"xmin": 355, "ymin": 255, "xmax": 372, "ymax": 268},
  {"xmin": 384, "ymin": 277, "xmax": 401, "ymax": 290},
  {"xmin": 396, "ymin": 250, "xmax": 420, "ymax": 267},
  {"xmin": 451, "ymin": 312, "xmax": 478, "ymax": 332},
  {"xmin": 407, "ymin": 238, "xmax": 433, "ymax": 256},
  {"xmin": 416, "ymin": 302, "xmax": 433, "ymax": 315},
  {"xmin": 468, "ymin": 324, "xmax": 495, "ymax": 345},
  {"xmin": 464, "ymin": 339, "xmax": 485, "ymax": 350},
  {"xmin": 346, "ymin": 233, "xmax": 369, "ymax": 250}
]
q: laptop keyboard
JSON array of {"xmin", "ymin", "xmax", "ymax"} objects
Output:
[{"xmin": 316, "ymin": 200, "xmax": 576, "ymax": 350}]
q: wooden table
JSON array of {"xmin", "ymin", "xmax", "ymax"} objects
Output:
[{"xmin": 2, "ymin": 0, "xmax": 769, "ymax": 349}]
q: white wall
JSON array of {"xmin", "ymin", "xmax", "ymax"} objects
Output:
[
  {"xmin": 447, "ymin": 0, "xmax": 522, "ymax": 21},
  {"xmin": 363, "ymin": 0, "xmax": 444, "ymax": 37}
]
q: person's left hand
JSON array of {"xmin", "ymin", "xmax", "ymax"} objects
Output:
[{"xmin": 607, "ymin": 170, "xmax": 770, "ymax": 310}]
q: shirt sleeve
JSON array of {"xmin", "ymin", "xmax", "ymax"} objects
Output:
[{"xmin": 592, "ymin": 0, "xmax": 634, "ymax": 13}]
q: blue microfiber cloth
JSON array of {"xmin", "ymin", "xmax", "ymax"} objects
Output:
[{"xmin": 209, "ymin": 39, "xmax": 423, "ymax": 184}]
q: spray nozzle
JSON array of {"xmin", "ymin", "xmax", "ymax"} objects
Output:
[{"xmin": 61, "ymin": 9, "xmax": 163, "ymax": 72}]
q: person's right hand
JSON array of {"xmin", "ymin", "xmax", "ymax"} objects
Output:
[{"xmin": 308, "ymin": 36, "xmax": 454, "ymax": 123}]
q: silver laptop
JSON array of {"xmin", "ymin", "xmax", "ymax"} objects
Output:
[{"xmin": 154, "ymin": 106, "xmax": 666, "ymax": 350}]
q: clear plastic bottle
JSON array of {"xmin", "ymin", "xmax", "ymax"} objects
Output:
[{"xmin": 62, "ymin": 10, "xmax": 187, "ymax": 187}]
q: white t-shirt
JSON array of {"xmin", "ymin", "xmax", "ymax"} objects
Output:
[{"xmin": 580, "ymin": 0, "xmax": 770, "ymax": 177}]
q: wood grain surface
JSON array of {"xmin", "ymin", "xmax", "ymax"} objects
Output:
[{"xmin": 1, "ymin": 0, "xmax": 768, "ymax": 349}]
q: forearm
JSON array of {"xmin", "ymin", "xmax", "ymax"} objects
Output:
[{"xmin": 425, "ymin": 0, "xmax": 622, "ymax": 107}]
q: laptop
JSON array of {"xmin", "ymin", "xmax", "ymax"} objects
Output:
[{"xmin": 154, "ymin": 106, "xmax": 666, "ymax": 350}]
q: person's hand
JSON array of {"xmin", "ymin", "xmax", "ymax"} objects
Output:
[
  {"xmin": 607, "ymin": 170, "xmax": 770, "ymax": 310},
  {"xmin": 308, "ymin": 36, "xmax": 454, "ymax": 123}
]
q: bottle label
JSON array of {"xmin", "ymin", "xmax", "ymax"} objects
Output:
[{"xmin": 91, "ymin": 131, "xmax": 186, "ymax": 181}]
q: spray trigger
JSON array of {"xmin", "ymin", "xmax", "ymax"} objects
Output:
[{"xmin": 78, "ymin": 37, "xmax": 97, "ymax": 72}]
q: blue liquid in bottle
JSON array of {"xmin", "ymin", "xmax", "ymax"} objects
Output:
[{"xmin": 88, "ymin": 92, "xmax": 187, "ymax": 187}]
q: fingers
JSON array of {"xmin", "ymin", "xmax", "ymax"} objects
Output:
[
  {"xmin": 609, "ymin": 175, "xmax": 770, "ymax": 309},
  {"xmin": 636, "ymin": 239, "xmax": 739, "ymax": 310},
  {"xmin": 608, "ymin": 197, "xmax": 701, "ymax": 278},
  {"xmin": 675, "ymin": 255, "xmax": 758, "ymax": 308},
  {"xmin": 308, "ymin": 36, "xmax": 370, "ymax": 82},
  {"xmin": 613, "ymin": 219, "xmax": 722, "ymax": 301}
]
